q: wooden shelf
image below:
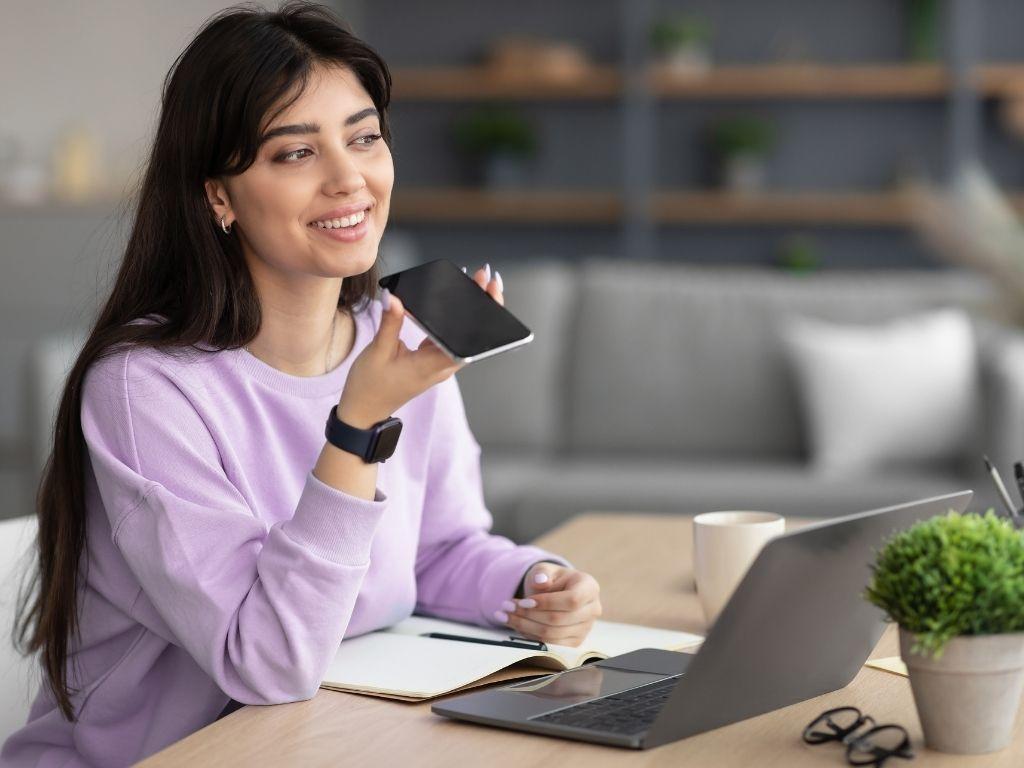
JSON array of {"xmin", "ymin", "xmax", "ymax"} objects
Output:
[
  {"xmin": 390, "ymin": 187, "xmax": 622, "ymax": 223},
  {"xmin": 650, "ymin": 63, "xmax": 951, "ymax": 98},
  {"xmin": 651, "ymin": 190, "xmax": 916, "ymax": 226},
  {"xmin": 391, "ymin": 65, "xmax": 621, "ymax": 100},
  {"xmin": 391, "ymin": 63, "xmax": 1024, "ymax": 101}
]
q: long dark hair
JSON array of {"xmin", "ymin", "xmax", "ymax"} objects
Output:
[{"xmin": 14, "ymin": 1, "xmax": 393, "ymax": 721}]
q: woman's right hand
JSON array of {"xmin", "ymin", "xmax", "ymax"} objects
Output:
[{"xmin": 336, "ymin": 289, "xmax": 463, "ymax": 428}]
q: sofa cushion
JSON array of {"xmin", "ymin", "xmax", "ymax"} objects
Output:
[
  {"xmin": 566, "ymin": 261, "xmax": 995, "ymax": 459},
  {"xmin": 456, "ymin": 261, "xmax": 574, "ymax": 453},
  {"xmin": 782, "ymin": 308, "xmax": 980, "ymax": 474}
]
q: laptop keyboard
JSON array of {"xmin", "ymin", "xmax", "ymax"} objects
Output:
[{"xmin": 529, "ymin": 675, "xmax": 682, "ymax": 736}]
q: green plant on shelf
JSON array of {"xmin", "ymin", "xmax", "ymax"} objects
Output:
[
  {"xmin": 906, "ymin": 0, "xmax": 941, "ymax": 62},
  {"xmin": 452, "ymin": 106, "xmax": 538, "ymax": 158},
  {"xmin": 649, "ymin": 15, "xmax": 712, "ymax": 55},
  {"xmin": 776, "ymin": 233, "xmax": 822, "ymax": 273},
  {"xmin": 864, "ymin": 510, "xmax": 1024, "ymax": 659},
  {"xmin": 710, "ymin": 116, "xmax": 776, "ymax": 160}
]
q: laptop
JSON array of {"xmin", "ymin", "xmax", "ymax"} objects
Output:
[{"xmin": 431, "ymin": 491, "xmax": 973, "ymax": 750}]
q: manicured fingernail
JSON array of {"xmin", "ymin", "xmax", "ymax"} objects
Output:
[
  {"xmin": 494, "ymin": 610, "xmax": 509, "ymax": 623},
  {"xmin": 501, "ymin": 600, "xmax": 516, "ymax": 612},
  {"xmin": 483, "ymin": 263, "xmax": 491, "ymax": 282},
  {"xmin": 533, "ymin": 573, "xmax": 549, "ymax": 584},
  {"xmin": 381, "ymin": 287, "xmax": 391, "ymax": 311},
  {"xmin": 517, "ymin": 598, "xmax": 537, "ymax": 608},
  {"xmin": 494, "ymin": 270, "xmax": 503, "ymax": 292},
  {"xmin": 461, "ymin": 266, "xmax": 467, "ymax": 273}
]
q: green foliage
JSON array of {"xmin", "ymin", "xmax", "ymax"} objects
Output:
[
  {"xmin": 452, "ymin": 107, "xmax": 537, "ymax": 158},
  {"xmin": 709, "ymin": 116, "xmax": 776, "ymax": 159},
  {"xmin": 865, "ymin": 510, "xmax": 1024, "ymax": 658},
  {"xmin": 906, "ymin": 0, "xmax": 940, "ymax": 62},
  {"xmin": 777, "ymin": 233, "xmax": 822, "ymax": 273},
  {"xmin": 650, "ymin": 16, "xmax": 712, "ymax": 54}
]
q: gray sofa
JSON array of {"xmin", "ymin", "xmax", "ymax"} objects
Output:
[{"xmin": 456, "ymin": 260, "xmax": 1024, "ymax": 543}]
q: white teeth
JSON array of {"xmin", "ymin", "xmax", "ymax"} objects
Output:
[{"xmin": 312, "ymin": 209, "xmax": 367, "ymax": 229}]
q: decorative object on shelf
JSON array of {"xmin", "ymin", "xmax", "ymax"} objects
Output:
[
  {"xmin": 0, "ymin": 136, "xmax": 49, "ymax": 205},
  {"xmin": 907, "ymin": 164, "xmax": 1024, "ymax": 325},
  {"xmin": 776, "ymin": 232, "xmax": 821, "ymax": 272},
  {"xmin": 452, "ymin": 106, "xmax": 537, "ymax": 189},
  {"xmin": 484, "ymin": 37, "xmax": 592, "ymax": 84},
  {"xmin": 905, "ymin": 0, "xmax": 941, "ymax": 62},
  {"xmin": 708, "ymin": 116, "xmax": 776, "ymax": 194},
  {"xmin": 51, "ymin": 122, "xmax": 101, "ymax": 203},
  {"xmin": 998, "ymin": 80, "xmax": 1024, "ymax": 141},
  {"xmin": 649, "ymin": 14, "xmax": 712, "ymax": 76},
  {"xmin": 865, "ymin": 510, "xmax": 1024, "ymax": 754}
]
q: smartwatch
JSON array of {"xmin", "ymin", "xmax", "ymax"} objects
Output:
[{"xmin": 325, "ymin": 407, "xmax": 403, "ymax": 464}]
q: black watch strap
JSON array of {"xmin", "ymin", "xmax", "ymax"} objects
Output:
[{"xmin": 324, "ymin": 407, "xmax": 403, "ymax": 464}]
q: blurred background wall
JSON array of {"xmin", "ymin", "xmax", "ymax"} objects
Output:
[{"xmin": 3, "ymin": 0, "xmax": 1024, "ymax": 529}]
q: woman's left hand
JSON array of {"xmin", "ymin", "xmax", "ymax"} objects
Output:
[
  {"xmin": 496, "ymin": 562, "xmax": 603, "ymax": 647},
  {"xmin": 468, "ymin": 263, "xmax": 503, "ymax": 305}
]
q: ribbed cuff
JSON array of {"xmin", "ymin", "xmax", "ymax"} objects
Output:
[
  {"xmin": 479, "ymin": 546, "xmax": 573, "ymax": 627},
  {"xmin": 280, "ymin": 471, "xmax": 388, "ymax": 564}
]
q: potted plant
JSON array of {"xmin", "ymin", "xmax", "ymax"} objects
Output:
[
  {"xmin": 776, "ymin": 233, "xmax": 822, "ymax": 273},
  {"xmin": 865, "ymin": 510, "xmax": 1024, "ymax": 754},
  {"xmin": 650, "ymin": 15, "xmax": 712, "ymax": 75},
  {"xmin": 906, "ymin": 0, "xmax": 940, "ymax": 62},
  {"xmin": 708, "ymin": 116, "xmax": 776, "ymax": 194},
  {"xmin": 452, "ymin": 106, "xmax": 537, "ymax": 189}
]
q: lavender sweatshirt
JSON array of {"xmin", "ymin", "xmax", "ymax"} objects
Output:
[{"xmin": 2, "ymin": 297, "xmax": 570, "ymax": 767}]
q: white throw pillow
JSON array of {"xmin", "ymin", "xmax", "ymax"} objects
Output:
[{"xmin": 782, "ymin": 309, "xmax": 979, "ymax": 474}]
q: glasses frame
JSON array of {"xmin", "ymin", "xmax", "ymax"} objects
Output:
[{"xmin": 802, "ymin": 706, "xmax": 914, "ymax": 768}]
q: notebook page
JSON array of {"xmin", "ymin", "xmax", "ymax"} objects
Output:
[
  {"xmin": 545, "ymin": 620, "xmax": 704, "ymax": 665},
  {"xmin": 321, "ymin": 631, "xmax": 542, "ymax": 698}
]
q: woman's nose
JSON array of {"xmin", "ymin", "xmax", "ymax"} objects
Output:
[{"xmin": 322, "ymin": 148, "xmax": 366, "ymax": 194}]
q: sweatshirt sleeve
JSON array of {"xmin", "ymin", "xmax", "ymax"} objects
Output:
[
  {"xmin": 80, "ymin": 348, "xmax": 387, "ymax": 704},
  {"xmin": 413, "ymin": 373, "xmax": 572, "ymax": 628}
]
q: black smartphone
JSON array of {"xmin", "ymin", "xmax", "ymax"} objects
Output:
[{"xmin": 377, "ymin": 258, "xmax": 533, "ymax": 363}]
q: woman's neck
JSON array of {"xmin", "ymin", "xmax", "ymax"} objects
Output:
[{"xmin": 246, "ymin": 278, "xmax": 355, "ymax": 377}]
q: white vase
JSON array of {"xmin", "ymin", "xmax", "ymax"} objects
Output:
[{"xmin": 900, "ymin": 627, "xmax": 1024, "ymax": 754}]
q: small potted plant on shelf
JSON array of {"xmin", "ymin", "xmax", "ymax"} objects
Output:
[
  {"xmin": 776, "ymin": 232, "xmax": 822, "ymax": 273},
  {"xmin": 650, "ymin": 15, "xmax": 712, "ymax": 76},
  {"xmin": 865, "ymin": 510, "xmax": 1024, "ymax": 754},
  {"xmin": 708, "ymin": 116, "xmax": 776, "ymax": 194},
  {"xmin": 452, "ymin": 106, "xmax": 538, "ymax": 189},
  {"xmin": 906, "ymin": 0, "xmax": 940, "ymax": 62}
]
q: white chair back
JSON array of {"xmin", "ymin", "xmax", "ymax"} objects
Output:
[{"xmin": 0, "ymin": 515, "xmax": 40, "ymax": 741}]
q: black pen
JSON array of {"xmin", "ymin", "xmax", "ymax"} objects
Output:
[
  {"xmin": 1014, "ymin": 462, "xmax": 1024, "ymax": 517},
  {"xmin": 421, "ymin": 632, "xmax": 548, "ymax": 652},
  {"xmin": 984, "ymin": 455, "xmax": 1019, "ymax": 518}
]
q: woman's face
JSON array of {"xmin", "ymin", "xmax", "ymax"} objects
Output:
[{"xmin": 211, "ymin": 64, "xmax": 394, "ymax": 282}]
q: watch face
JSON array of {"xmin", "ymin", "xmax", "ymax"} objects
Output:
[{"xmin": 370, "ymin": 419, "xmax": 403, "ymax": 461}]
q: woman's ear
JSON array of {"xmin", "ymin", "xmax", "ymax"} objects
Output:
[{"xmin": 204, "ymin": 178, "xmax": 233, "ymax": 224}]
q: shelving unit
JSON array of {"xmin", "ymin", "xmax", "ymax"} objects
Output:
[
  {"xmin": 388, "ymin": 187, "xmax": 1024, "ymax": 227},
  {"xmin": 388, "ymin": 35, "xmax": 1024, "ymax": 239}
]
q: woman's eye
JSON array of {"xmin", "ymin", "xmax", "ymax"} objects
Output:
[
  {"xmin": 278, "ymin": 148, "xmax": 312, "ymax": 162},
  {"xmin": 355, "ymin": 133, "xmax": 382, "ymax": 147}
]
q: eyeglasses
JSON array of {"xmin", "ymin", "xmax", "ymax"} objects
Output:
[{"xmin": 802, "ymin": 706, "xmax": 914, "ymax": 767}]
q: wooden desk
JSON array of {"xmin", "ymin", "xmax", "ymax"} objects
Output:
[{"xmin": 141, "ymin": 513, "xmax": 1024, "ymax": 766}]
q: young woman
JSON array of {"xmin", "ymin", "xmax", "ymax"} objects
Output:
[{"xmin": 4, "ymin": 3, "xmax": 602, "ymax": 765}]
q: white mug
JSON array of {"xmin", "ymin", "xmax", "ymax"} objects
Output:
[{"xmin": 693, "ymin": 511, "xmax": 785, "ymax": 626}]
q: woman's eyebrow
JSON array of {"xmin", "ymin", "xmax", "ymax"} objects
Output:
[{"xmin": 258, "ymin": 107, "xmax": 380, "ymax": 146}]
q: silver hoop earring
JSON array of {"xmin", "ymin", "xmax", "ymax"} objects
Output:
[{"xmin": 220, "ymin": 215, "xmax": 232, "ymax": 234}]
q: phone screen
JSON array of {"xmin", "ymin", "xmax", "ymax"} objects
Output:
[{"xmin": 378, "ymin": 259, "xmax": 532, "ymax": 362}]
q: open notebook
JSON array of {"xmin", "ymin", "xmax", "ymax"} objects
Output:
[{"xmin": 320, "ymin": 614, "xmax": 704, "ymax": 702}]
